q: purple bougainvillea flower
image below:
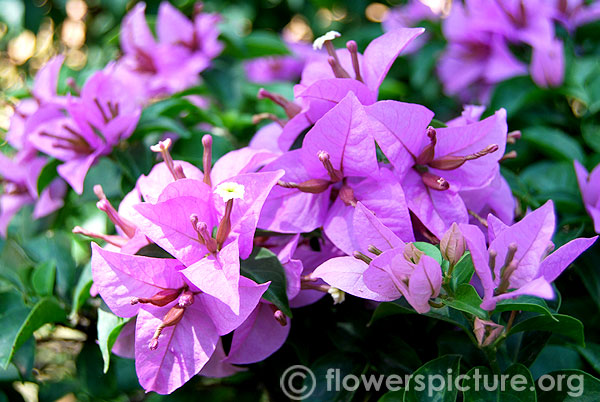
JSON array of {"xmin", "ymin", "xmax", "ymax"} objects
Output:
[
  {"xmin": 132, "ymin": 169, "xmax": 283, "ymax": 313},
  {"xmin": 119, "ymin": 1, "xmax": 222, "ymax": 96},
  {"xmin": 575, "ymin": 161, "xmax": 600, "ymax": 233},
  {"xmin": 364, "ymin": 248, "xmax": 442, "ymax": 313},
  {"xmin": 382, "ymin": 0, "xmax": 442, "ymax": 54},
  {"xmin": 312, "ymin": 202, "xmax": 406, "ymax": 301},
  {"xmin": 366, "ymin": 100, "xmax": 508, "ymax": 238},
  {"xmin": 259, "ymin": 92, "xmax": 413, "ymax": 252},
  {"xmin": 447, "ymin": 105, "xmax": 515, "ymax": 226},
  {"xmin": 459, "ymin": 201, "xmax": 597, "ymax": 310},
  {"xmin": 530, "ymin": 37, "xmax": 565, "ymax": 88},
  {"xmin": 245, "ymin": 41, "xmax": 313, "ymax": 84},
  {"xmin": 551, "ymin": 0, "xmax": 600, "ymax": 31},
  {"xmin": 438, "ymin": 0, "xmax": 565, "ymax": 98},
  {"xmin": 29, "ymin": 67, "xmax": 141, "ymax": 194},
  {"xmin": 91, "ymin": 244, "xmax": 268, "ymax": 394},
  {"xmin": 256, "ymin": 28, "xmax": 424, "ymax": 151},
  {"xmin": 0, "ymin": 151, "xmax": 66, "ymax": 237}
]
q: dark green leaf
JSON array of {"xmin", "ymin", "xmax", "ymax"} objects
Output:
[
  {"xmin": 31, "ymin": 261, "xmax": 56, "ymax": 297},
  {"xmin": 462, "ymin": 364, "xmax": 536, "ymax": 401},
  {"xmin": 0, "ymin": 297, "xmax": 66, "ymax": 368},
  {"xmin": 22, "ymin": 231, "xmax": 76, "ymax": 300},
  {"xmin": 378, "ymin": 389, "xmax": 405, "ymax": 401},
  {"xmin": 535, "ymin": 370, "xmax": 599, "ymax": 401},
  {"xmin": 494, "ymin": 296, "xmax": 556, "ymax": 319},
  {"xmin": 522, "ymin": 127, "xmax": 584, "ymax": 162},
  {"xmin": 36, "ymin": 158, "xmax": 60, "ymax": 194},
  {"xmin": 575, "ymin": 343, "xmax": 600, "ymax": 376},
  {"xmin": 242, "ymin": 31, "xmax": 290, "ymax": 58},
  {"xmin": 508, "ymin": 314, "xmax": 585, "ymax": 347},
  {"xmin": 135, "ymin": 243, "xmax": 175, "ymax": 259},
  {"xmin": 369, "ymin": 299, "xmax": 472, "ymax": 335},
  {"xmin": 240, "ymin": 247, "xmax": 291, "ymax": 317},
  {"xmin": 70, "ymin": 262, "xmax": 93, "ymax": 317},
  {"xmin": 405, "ymin": 355, "xmax": 461, "ymax": 402}
]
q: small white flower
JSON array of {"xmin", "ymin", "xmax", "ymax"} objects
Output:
[
  {"xmin": 215, "ymin": 182, "xmax": 245, "ymax": 202},
  {"xmin": 313, "ymin": 31, "xmax": 341, "ymax": 50},
  {"xmin": 328, "ymin": 287, "xmax": 345, "ymax": 305},
  {"xmin": 150, "ymin": 138, "xmax": 172, "ymax": 153}
]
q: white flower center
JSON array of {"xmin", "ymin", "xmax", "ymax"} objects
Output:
[
  {"xmin": 313, "ymin": 31, "xmax": 341, "ymax": 50},
  {"xmin": 215, "ymin": 182, "xmax": 245, "ymax": 202}
]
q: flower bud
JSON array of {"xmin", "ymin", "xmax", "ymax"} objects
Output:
[
  {"xmin": 278, "ymin": 179, "xmax": 331, "ymax": 194},
  {"xmin": 339, "ymin": 185, "xmax": 357, "ymax": 206},
  {"xmin": 403, "ymin": 243, "xmax": 424, "ymax": 264},
  {"xmin": 440, "ymin": 223, "xmax": 466, "ymax": 266},
  {"xmin": 131, "ymin": 288, "xmax": 182, "ymax": 307},
  {"xmin": 473, "ymin": 317, "xmax": 504, "ymax": 347},
  {"xmin": 421, "ymin": 172, "xmax": 449, "ymax": 191}
]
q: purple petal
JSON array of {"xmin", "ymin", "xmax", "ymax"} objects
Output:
[
  {"xmin": 362, "ymin": 27, "xmax": 425, "ymax": 92},
  {"xmin": 364, "ymin": 100, "xmax": 434, "ymax": 177},
  {"xmin": 225, "ymin": 303, "xmax": 290, "ymax": 365},
  {"xmin": 181, "ymin": 240, "xmax": 242, "ymax": 314},
  {"xmin": 459, "ymin": 223, "xmax": 496, "ymax": 309},
  {"xmin": 491, "ymin": 201, "xmax": 555, "ymax": 288},
  {"xmin": 90, "ymin": 243, "xmax": 185, "ymax": 317},
  {"xmin": 214, "ymin": 170, "xmax": 284, "ymax": 259},
  {"xmin": 363, "ymin": 248, "xmax": 405, "ymax": 301},
  {"xmin": 540, "ymin": 236, "xmax": 597, "ymax": 282},
  {"xmin": 135, "ymin": 304, "xmax": 219, "ymax": 394},
  {"xmin": 197, "ymin": 276, "xmax": 269, "ymax": 335},
  {"xmin": 312, "ymin": 256, "xmax": 390, "ymax": 301},
  {"xmin": 156, "ymin": 2, "xmax": 194, "ymax": 45},
  {"xmin": 300, "ymin": 92, "xmax": 379, "ymax": 179}
]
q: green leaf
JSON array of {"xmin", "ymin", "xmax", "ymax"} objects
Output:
[
  {"xmin": 582, "ymin": 122, "xmax": 600, "ymax": 153},
  {"xmin": 489, "ymin": 76, "xmax": 538, "ymax": 118},
  {"xmin": 462, "ymin": 364, "xmax": 536, "ymax": 401},
  {"xmin": 369, "ymin": 299, "xmax": 472, "ymax": 335},
  {"xmin": 429, "ymin": 119, "xmax": 448, "ymax": 129},
  {"xmin": 70, "ymin": 263, "xmax": 93, "ymax": 317},
  {"xmin": 522, "ymin": 127, "xmax": 584, "ymax": 162},
  {"xmin": 535, "ymin": 370, "xmax": 600, "ymax": 401},
  {"xmin": 97, "ymin": 308, "xmax": 130, "ymax": 373},
  {"xmin": 494, "ymin": 296, "xmax": 556, "ymax": 319},
  {"xmin": 135, "ymin": 243, "xmax": 175, "ymax": 259},
  {"xmin": 305, "ymin": 352, "xmax": 366, "ymax": 402},
  {"xmin": 508, "ymin": 314, "xmax": 585, "ymax": 347},
  {"xmin": 0, "ymin": 297, "xmax": 66, "ymax": 368},
  {"xmin": 242, "ymin": 31, "xmax": 290, "ymax": 58},
  {"xmin": 134, "ymin": 115, "xmax": 191, "ymax": 139},
  {"xmin": 405, "ymin": 355, "xmax": 461, "ymax": 402},
  {"xmin": 22, "ymin": 231, "xmax": 77, "ymax": 300},
  {"xmin": 31, "ymin": 261, "xmax": 56, "ymax": 297},
  {"xmin": 413, "ymin": 242, "xmax": 442, "ymax": 264},
  {"xmin": 575, "ymin": 343, "xmax": 600, "ymax": 376},
  {"xmin": 378, "ymin": 389, "xmax": 405, "ymax": 401},
  {"xmin": 36, "ymin": 158, "xmax": 60, "ymax": 194},
  {"xmin": 240, "ymin": 247, "xmax": 291, "ymax": 317},
  {"xmin": 450, "ymin": 253, "xmax": 474, "ymax": 292},
  {"xmin": 442, "ymin": 284, "xmax": 487, "ymax": 319}
]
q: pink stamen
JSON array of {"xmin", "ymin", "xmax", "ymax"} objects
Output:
[
  {"xmin": 257, "ymin": 88, "xmax": 302, "ymax": 118},
  {"xmin": 318, "ymin": 151, "xmax": 343, "ymax": 182},
  {"xmin": 346, "ymin": 40, "xmax": 363, "ymax": 82},
  {"xmin": 202, "ymin": 135, "xmax": 212, "ymax": 187}
]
